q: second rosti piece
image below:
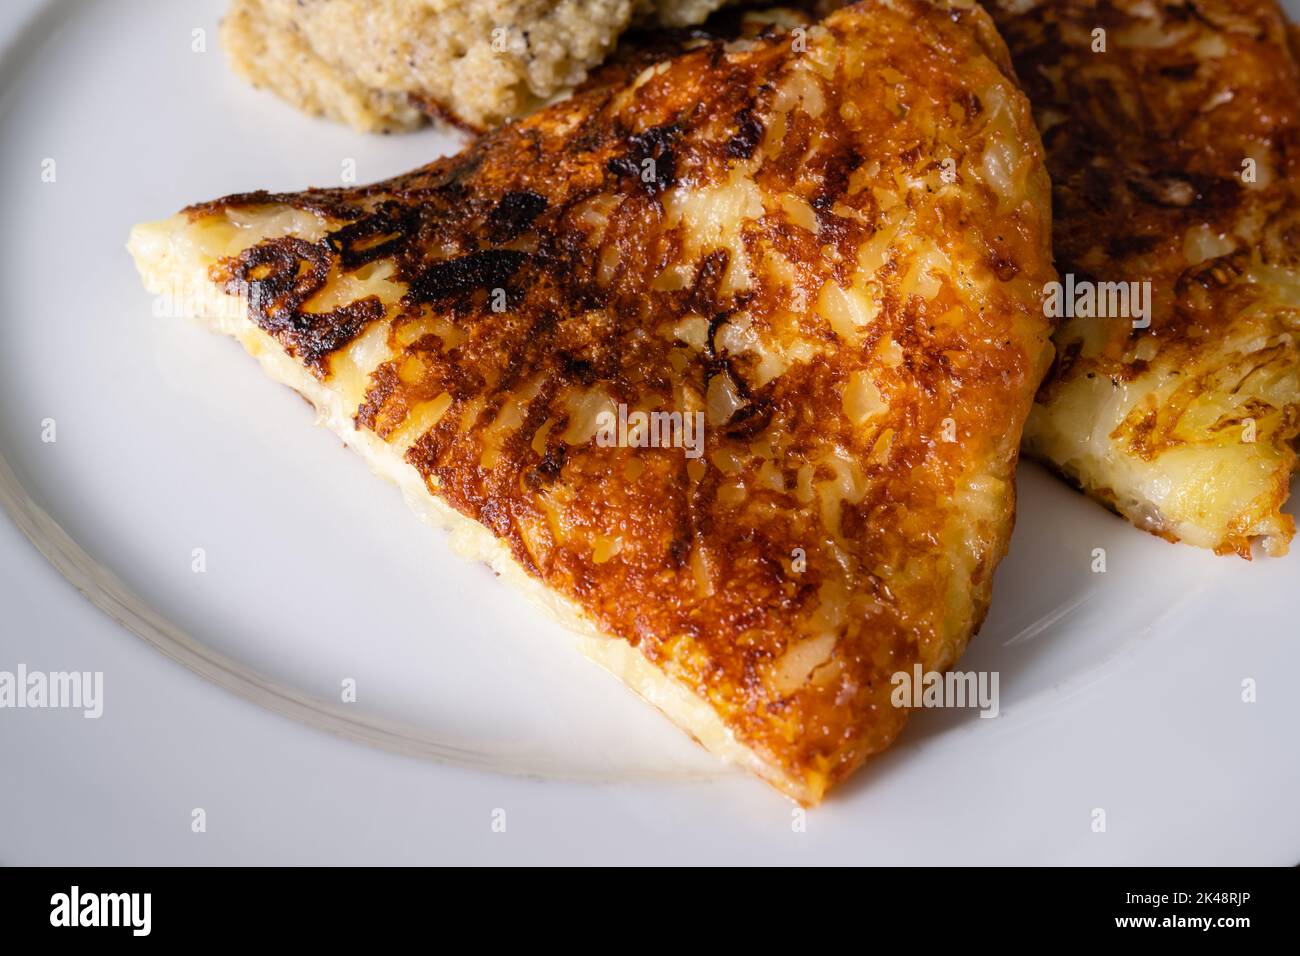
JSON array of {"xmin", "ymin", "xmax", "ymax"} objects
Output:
[{"xmin": 989, "ymin": 0, "xmax": 1300, "ymax": 558}]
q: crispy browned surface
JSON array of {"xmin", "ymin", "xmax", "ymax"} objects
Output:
[
  {"xmin": 168, "ymin": 0, "xmax": 1053, "ymax": 800},
  {"xmin": 989, "ymin": 0, "xmax": 1300, "ymax": 557}
]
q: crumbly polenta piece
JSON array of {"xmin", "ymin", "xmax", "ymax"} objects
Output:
[{"xmin": 221, "ymin": 0, "xmax": 733, "ymax": 132}]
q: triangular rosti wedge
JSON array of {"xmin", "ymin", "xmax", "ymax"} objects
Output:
[
  {"xmin": 129, "ymin": 0, "xmax": 1054, "ymax": 803},
  {"xmin": 989, "ymin": 0, "xmax": 1300, "ymax": 558}
]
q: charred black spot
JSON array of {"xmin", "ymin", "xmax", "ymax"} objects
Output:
[
  {"xmin": 691, "ymin": 251, "xmax": 731, "ymax": 317},
  {"xmin": 1106, "ymin": 233, "xmax": 1161, "ymax": 258},
  {"xmin": 725, "ymin": 108, "xmax": 764, "ymax": 159},
  {"xmin": 560, "ymin": 353, "xmax": 598, "ymax": 385},
  {"xmin": 1159, "ymin": 61, "xmax": 1200, "ymax": 80},
  {"xmin": 405, "ymin": 249, "xmax": 530, "ymax": 305},
  {"xmin": 813, "ymin": 147, "xmax": 864, "ymax": 215},
  {"xmin": 226, "ymin": 237, "xmax": 330, "ymax": 315},
  {"xmin": 487, "ymin": 190, "xmax": 548, "ymax": 242},
  {"xmin": 606, "ymin": 123, "xmax": 681, "ymax": 197},
  {"xmin": 724, "ymin": 399, "xmax": 774, "ymax": 440},
  {"xmin": 220, "ymin": 237, "xmax": 383, "ymax": 370},
  {"xmin": 534, "ymin": 443, "xmax": 567, "ymax": 481},
  {"xmin": 326, "ymin": 204, "xmax": 416, "ymax": 270},
  {"xmin": 293, "ymin": 297, "xmax": 385, "ymax": 369}
]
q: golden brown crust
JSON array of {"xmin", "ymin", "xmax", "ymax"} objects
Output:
[
  {"xmin": 990, "ymin": 0, "xmax": 1300, "ymax": 557},
  {"xmin": 153, "ymin": 0, "xmax": 1054, "ymax": 800}
]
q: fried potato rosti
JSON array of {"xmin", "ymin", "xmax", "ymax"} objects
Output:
[
  {"xmin": 131, "ymin": 0, "xmax": 1054, "ymax": 802},
  {"xmin": 989, "ymin": 0, "xmax": 1300, "ymax": 557}
]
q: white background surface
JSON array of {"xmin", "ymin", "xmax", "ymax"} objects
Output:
[{"xmin": 1, "ymin": 0, "xmax": 1297, "ymax": 864}]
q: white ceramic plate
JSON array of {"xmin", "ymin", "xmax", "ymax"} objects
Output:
[{"xmin": 1, "ymin": 0, "xmax": 1297, "ymax": 864}]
